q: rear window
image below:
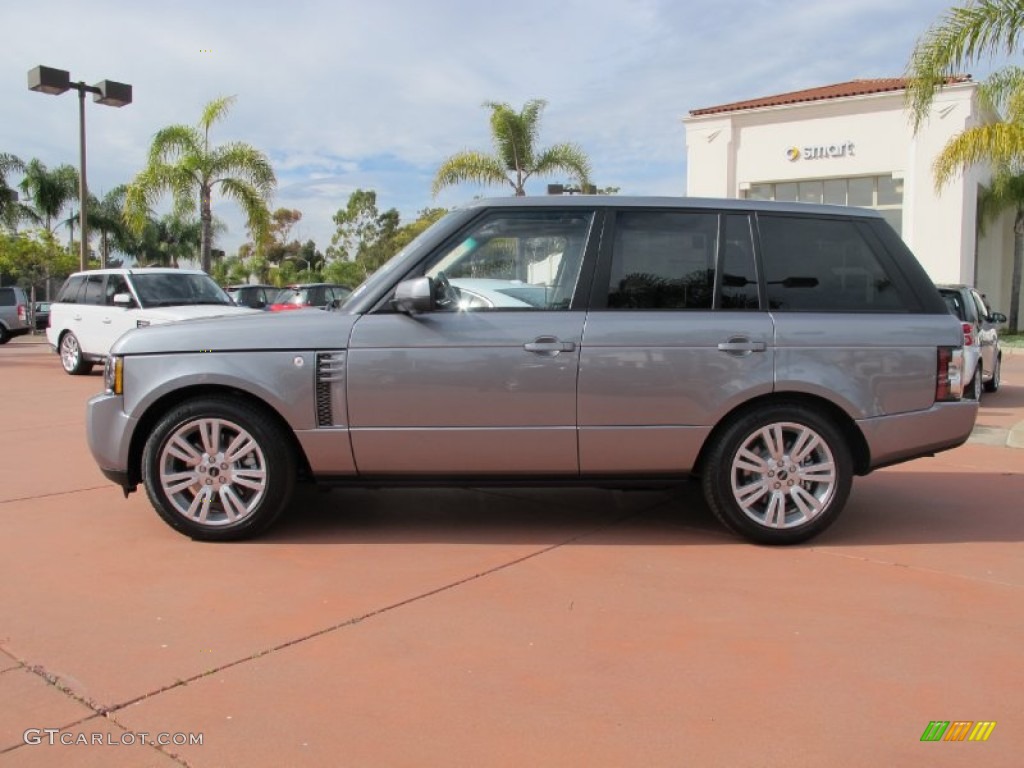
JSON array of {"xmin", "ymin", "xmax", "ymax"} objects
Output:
[
  {"xmin": 58, "ymin": 275, "xmax": 87, "ymax": 303},
  {"xmin": 0, "ymin": 288, "xmax": 14, "ymax": 306},
  {"xmin": 758, "ymin": 215, "xmax": 909, "ymax": 312}
]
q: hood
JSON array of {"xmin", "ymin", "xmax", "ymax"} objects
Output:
[
  {"xmin": 112, "ymin": 308, "xmax": 358, "ymax": 355},
  {"xmin": 141, "ymin": 305, "xmax": 260, "ymax": 322}
]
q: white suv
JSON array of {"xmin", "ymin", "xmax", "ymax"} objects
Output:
[{"xmin": 47, "ymin": 268, "xmax": 257, "ymax": 374}]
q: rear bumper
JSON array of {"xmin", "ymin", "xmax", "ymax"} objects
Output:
[{"xmin": 858, "ymin": 400, "xmax": 978, "ymax": 471}]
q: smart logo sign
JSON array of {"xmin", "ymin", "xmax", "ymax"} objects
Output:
[{"xmin": 786, "ymin": 141, "xmax": 854, "ymax": 161}]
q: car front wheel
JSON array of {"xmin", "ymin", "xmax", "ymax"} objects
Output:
[
  {"xmin": 702, "ymin": 404, "xmax": 853, "ymax": 545},
  {"xmin": 59, "ymin": 332, "xmax": 93, "ymax": 375},
  {"xmin": 142, "ymin": 397, "xmax": 296, "ymax": 541}
]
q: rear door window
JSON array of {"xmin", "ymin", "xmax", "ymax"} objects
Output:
[{"xmin": 757, "ymin": 215, "xmax": 909, "ymax": 311}]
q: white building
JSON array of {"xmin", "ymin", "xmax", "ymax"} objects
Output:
[{"xmin": 684, "ymin": 77, "xmax": 1020, "ymax": 329}]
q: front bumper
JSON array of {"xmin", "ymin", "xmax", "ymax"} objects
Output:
[{"xmin": 86, "ymin": 392, "xmax": 139, "ymax": 489}]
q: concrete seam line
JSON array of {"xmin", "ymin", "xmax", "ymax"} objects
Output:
[{"xmin": 0, "ymin": 486, "xmax": 112, "ymax": 505}]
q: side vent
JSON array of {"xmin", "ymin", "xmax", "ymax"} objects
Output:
[{"xmin": 315, "ymin": 352, "xmax": 345, "ymax": 426}]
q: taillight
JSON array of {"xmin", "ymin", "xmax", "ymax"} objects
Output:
[
  {"xmin": 936, "ymin": 346, "xmax": 964, "ymax": 402},
  {"xmin": 961, "ymin": 322, "xmax": 973, "ymax": 346},
  {"xmin": 17, "ymin": 304, "xmax": 26, "ymax": 323}
]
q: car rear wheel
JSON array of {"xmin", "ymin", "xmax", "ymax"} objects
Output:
[
  {"xmin": 142, "ymin": 397, "xmax": 296, "ymax": 541},
  {"xmin": 701, "ymin": 404, "xmax": 853, "ymax": 545},
  {"xmin": 59, "ymin": 332, "xmax": 93, "ymax": 375},
  {"xmin": 0, "ymin": 326, "xmax": 9, "ymax": 344},
  {"xmin": 984, "ymin": 355, "xmax": 1001, "ymax": 393}
]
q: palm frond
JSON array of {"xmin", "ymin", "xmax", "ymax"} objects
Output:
[
  {"xmin": 431, "ymin": 151, "xmax": 511, "ymax": 197},
  {"xmin": 529, "ymin": 143, "xmax": 592, "ymax": 187},
  {"xmin": 149, "ymin": 125, "xmax": 202, "ymax": 169},
  {"xmin": 200, "ymin": 96, "xmax": 238, "ymax": 133},
  {"xmin": 210, "ymin": 142, "xmax": 277, "ymax": 195},
  {"xmin": 906, "ymin": 0, "xmax": 1024, "ymax": 129},
  {"xmin": 217, "ymin": 178, "xmax": 271, "ymax": 242},
  {"xmin": 933, "ymin": 122, "xmax": 1024, "ymax": 187}
]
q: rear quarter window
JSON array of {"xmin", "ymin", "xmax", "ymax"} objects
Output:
[
  {"xmin": 58, "ymin": 275, "xmax": 87, "ymax": 303},
  {"xmin": 757, "ymin": 215, "xmax": 910, "ymax": 312},
  {"xmin": 0, "ymin": 288, "xmax": 13, "ymax": 306}
]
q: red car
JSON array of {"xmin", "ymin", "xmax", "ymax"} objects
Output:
[{"xmin": 268, "ymin": 283, "xmax": 351, "ymax": 312}]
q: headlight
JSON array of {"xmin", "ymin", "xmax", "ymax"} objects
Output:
[{"xmin": 104, "ymin": 355, "xmax": 123, "ymax": 395}]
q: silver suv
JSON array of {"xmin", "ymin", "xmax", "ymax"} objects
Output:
[
  {"xmin": 86, "ymin": 198, "xmax": 976, "ymax": 545},
  {"xmin": 0, "ymin": 286, "xmax": 30, "ymax": 344}
]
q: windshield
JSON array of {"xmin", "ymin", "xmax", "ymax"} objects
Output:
[
  {"xmin": 131, "ymin": 273, "xmax": 233, "ymax": 308},
  {"xmin": 273, "ymin": 288, "xmax": 309, "ymax": 305}
]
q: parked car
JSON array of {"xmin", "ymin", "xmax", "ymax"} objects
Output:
[
  {"xmin": 33, "ymin": 301, "xmax": 52, "ymax": 331},
  {"xmin": 0, "ymin": 286, "xmax": 30, "ymax": 344},
  {"xmin": 937, "ymin": 284, "xmax": 1005, "ymax": 398},
  {"xmin": 225, "ymin": 284, "xmax": 276, "ymax": 310},
  {"xmin": 268, "ymin": 283, "xmax": 351, "ymax": 311},
  {"xmin": 87, "ymin": 197, "xmax": 976, "ymax": 545},
  {"xmin": 47, "ymin": 268, "xmax": 259, "ymax": 375}
]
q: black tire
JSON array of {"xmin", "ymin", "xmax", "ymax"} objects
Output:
[
  {"xmin": 59, "ymin": 332, "xmax": 93, "ymax": 375},
  {"xmin": 966, "ymin": 367, "xmax": 982, "ymax": 401},
  {"xmin": 984, "ymin": 354, "xmax": 1001, "ymax": 393},
  {"xmin": 142, "ymin": 396, "xmax": 296, "ymax": 541},
  {"xmin": 701, "ymin": 403, "xmax": 853, "ymax": 545}
]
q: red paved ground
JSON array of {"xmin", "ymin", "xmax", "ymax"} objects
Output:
[{"xmin": 1, "ymin": 341, "xmax": 1022, "ymax": 767}]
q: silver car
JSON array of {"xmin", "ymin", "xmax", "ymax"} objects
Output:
[{"xmin": 86, "ymin": 198, "xmax": 977, "ymax": 545}]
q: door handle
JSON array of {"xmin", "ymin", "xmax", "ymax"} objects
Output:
[
  {"xmin": 73, "ymin": 314, "xmax": 82, "ymax": 321},
  {"xmin": 717, "ymin": 338, "xmax": 766, "ymax": 354},
  {"xmin": 102, "ymin": 318, "xmax": 112, "ymax": 324},
  {"xmin": 524, "ymin": 336, "xmax": 576, "ymax": 355}
]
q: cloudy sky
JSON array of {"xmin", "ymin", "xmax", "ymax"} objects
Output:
[{"xmin": 2, "ymin": 0, "xmax": 969, "ymax": 255}]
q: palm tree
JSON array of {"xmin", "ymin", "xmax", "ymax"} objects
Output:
[
  {"xmin": 89, "ymin": 186, "xmax": 129, "ymax": 268},
  {"xmin": 976, "ymin": 166, "xmax": 1024, "ymax": 329},
  {"xmin": 906, "ymin": 2, "xmax": 1024, "ymax": 329},
  {"xmin": 905, "ymin": 0, "xmax": 1024, "ymax": 128},
  {"xmin": 18, "ymin": 159, "xmax": 78, "ymax": 233},
  {"xmin": 432, "ymin": 99, "xmax": 591, "ymax": 198},
  {"xmin": 1, "ymin": 153, "xmax": 30, "ymax": 231},
  {"xmin": 124, "ymin": 96, "xmax": 275, "ymax": 273}
]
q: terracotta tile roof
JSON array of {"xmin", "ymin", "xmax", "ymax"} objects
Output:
[{"xmin": 689, "ymin": 76, "xmax": 972, "ymax": 116}]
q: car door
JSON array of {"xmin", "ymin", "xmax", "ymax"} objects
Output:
[
  {"xmin": 70, "ymin": 274, "xmax": 110, "ymax": 357},
  {"xmin": 96, "ymin": 273, "xmax": 142, "ymax": 352},
  {"xmin": 578, "ymin": 210, "xmax": 775, "ymax": 473},
  {"xmin": 971, "ymin": 289, "xmax": 997, "ymax": 378},
  {"xmin": 346, "ymin": 207, "xmax": 600, "ymax": 475}
]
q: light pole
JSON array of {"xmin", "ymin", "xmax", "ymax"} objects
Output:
[{"xmin": 28, "ymin": 65, "xmax": 132, "ymax": 272}]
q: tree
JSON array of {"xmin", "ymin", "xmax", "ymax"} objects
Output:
[
  {"xmin": 1, "ymin": 153, "xmax": 30, "ymax": 231},
  {"xmin": 907, "ymin": 0, "xmax": 1024, "ymax": 330},
  {"xmin": 905, "ymin": 0, "xmax": 1024, "ymax": 128},
  {"xmin": 327, "ymin": 189, "xmax": 400, "ymax": 269},
  {"xmin": 432, "ymin": 99, "xmax": 591, "ymax": 198},
  {"xmin": 89, "ymin": 186, "xmax": 130, "ymax": 268},
  {"xmin": 0, "ymin": 230, "xmax": 77, "ymax": 305},
  {"xmin": 18, "ymin": 159, "xmax": 78, "ymax": 233},
  {"xmin": 124, "ymin": 95, "xmax": 275, "ymax": 273}
]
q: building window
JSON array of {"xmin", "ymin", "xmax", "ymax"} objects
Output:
[{"xmin": 743, "ymin": 175, "xmax": 904, "ymax": 236}]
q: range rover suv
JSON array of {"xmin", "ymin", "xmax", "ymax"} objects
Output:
[
  {"xmin": 0, "ymin": 286, "xmax": 30, "ymax": 344},
  {"xmin": 47, "ymin": 268, "xmax": 258, "ymax": 374},
  {"xmin": 86, "ymin": 198, "xmax": 975, "ymax": 544}
]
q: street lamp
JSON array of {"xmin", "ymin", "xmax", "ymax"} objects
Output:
[{"xmin": 28, "ymin": 65, "xmax": 132, "ymax": 272}]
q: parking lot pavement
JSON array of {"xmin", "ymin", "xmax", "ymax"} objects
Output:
[{"xmin": 1, "ymin": 345, "xmax": 1022, "ymax": 767}]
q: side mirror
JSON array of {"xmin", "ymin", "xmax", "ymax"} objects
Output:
[
  {"xmin": 113, "ymin": 292, "xmax": 134, "ymax": 307},
  {"xmin": 989, "ymin": 311, "xmax": 1007, "ymax": 324},
  {"xmin": 391, "ymin": 277, "xmax": 434, "ymax": 314}
]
